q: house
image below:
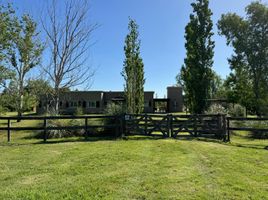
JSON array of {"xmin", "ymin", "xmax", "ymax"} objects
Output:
[{"xmin": 37, "ymin": 86, "xmax": 183, "ymax": 114}]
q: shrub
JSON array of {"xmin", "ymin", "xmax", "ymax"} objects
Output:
[
  {"xmin": 32, "ymin": 119, "xmax": 85, "ymax": 139},
  {"xmin": 103, "ymin": 103, "xmax": 126, "ymax": 136},
  {"xmin": 205, "ymin": 104, "xmax": 228, "ymax": 115},
  {"xmin": 74, "ymin": 106, "xmax": 84, "ymax": 116},
  {"xmin": 228, "ymin": 104, "xmax": 245, "ymax": 117},
  {"xmin": 105, "ymin": 102, "xmax": 126, "ymax": 116},
  {"xmin": 0, "ymin": 105, "xmax": 7, "ymax": 115}
]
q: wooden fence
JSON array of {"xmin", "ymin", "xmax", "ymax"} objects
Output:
[
  {"xmin": 0, "ymin": 115, "xmax": 122, "ymax": 142},
  {"xmin": 227, "ymin": 117, "xmax": 268, "ymax": 140},
  {"xmin": 125, "ymin": 114, "xmax": 227, "ymax": 141},
  {"xmin": 1, "ymin": 114, "xmax": 267, "ymax": 143}
]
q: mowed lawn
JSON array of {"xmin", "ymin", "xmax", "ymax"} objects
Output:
[{"xmin": 0, "ymin": 125, "xmax": 268, "ymax": 199}]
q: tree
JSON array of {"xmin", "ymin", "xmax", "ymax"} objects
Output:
[
  {"xmin": 210, "ymin": 71, "xmax": 226, "ymax": 99},
  {"xmin": 42, "ymin": 0, "xmax": 97, "ymax": 114},
  {"xmin": 25, "ymin": 78, "xmax": 53, "ymax": 105},
  {"xmin": 218, "ymin": 1, "xmax": 268, "ymax": 115},
  {"xmin": 0, "ymin": 4, "xmax": 15, "ymax": 88},
  {"xmin": 7, "ymin": 14, "xmax": 43, "ymax": 118},
  {"xmin": 121, "ymin": 18, "xmax": 145, "ymax": 114},
  {"xmin": 180, "ymin": 0, "xmax": 215, "ymax": 114}
]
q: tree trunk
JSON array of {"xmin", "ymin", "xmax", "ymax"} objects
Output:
[{"xmin": 17, "ymin": 93, "xmax": 23, "ymax": 122}]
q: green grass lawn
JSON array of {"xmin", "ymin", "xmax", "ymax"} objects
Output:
[
  {"xmin": 0, "ymin": 131, "xmax": 267, "ymax": 200},
  {"xmin": 0, "ymin": 113, "xmax": 267, "ymax": 199}
]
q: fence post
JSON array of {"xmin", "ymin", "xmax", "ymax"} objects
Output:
[
  {"xmin": 121, "ymin": 114, "xmax": 126, "ymax": 138},
  {"xmin": 85, "ymin": 117, "xmax": 88, "ymax": 140},
  {"xmin": 115, "ymin": 116, "xmax": 119, "ymax": 138},
  {"xmin": 7, "ymin": 119, "xmax": 11, "ymax": 142},
  {"xmin": 227, "ymin": 118, "xmax": 230, "ymax": 142},
  {"xmin": 43, "ymin": 118, "xmax": 47, "ymax": 142},
  {"xmin": 217, "ymin": 114, "xmax": 221, "ymax": 139},
  {"xmin": 170, "ymin": 114, "xmax": 173, "ymax": 138},
  {"xmin": 145, "ymin": 114, "xmax": 148, "ymax": 135},
  {"xmin": 194, "ymin": 114, "xmax": 197, "ymax": 137},
  {"xmin": 222, "ymin": 115, "xmax": 227, "ymax": 142}
]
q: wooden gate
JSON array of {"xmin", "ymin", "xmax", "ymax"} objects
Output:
[
  {"xmin": 125, "ymin": 114, "xmax": 169, "ymax": 137},
  {"xmin": 170, "ymin": 114, "xmax": 226, "ymax": 140},
  {"xmin": 124, "ymin": 114, "xmax": 227, "ymax": 141}
]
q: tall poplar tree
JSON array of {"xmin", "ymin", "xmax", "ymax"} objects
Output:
[
  {"xmin": 180, "ymin": 0, "xmax": 215, "ymax": 114},
  {"xmin": 122, "ymin": 18, "xmax": 145, "ymax": 114}
]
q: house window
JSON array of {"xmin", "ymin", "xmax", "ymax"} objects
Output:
[
  {"xmin": 74, "ymin": 102, "xmax": 77, "ymax": 107},
  {"xmin": 89, "ymin": 101, "xmax": 96, "ymax": 108},
  {"xmin": 59, "ymin": 101, "xmax": 63, "ymax": 107},
  {"xmin": 78, "ymin": 101, "xmax": 82, "ymax": 107},
  {"xmin": 83, "ymin": 101, "xmax": 87, "ymax": 108},
  {"xmin": 66, "ymin": 101, "xmax": 69, "ymax": 108},
  {"xmin": 96, "ymin": 101, "xmax": 100, "ymax": 108}
]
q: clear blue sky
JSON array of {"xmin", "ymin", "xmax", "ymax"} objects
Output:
[{"xmin": 9, "ymin": 0, "xmax": 268, "ymax": 97}]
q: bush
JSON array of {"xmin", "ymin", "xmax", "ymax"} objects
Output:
[
  {"xmin": 105, "ymin": 102, "xmax": 126, "ymax": 116},
  {"xmin": 74, "ymin": 106, "xmax": 84, "ymax": 116},
  {"xmin": 0, "ymin": 105, "xmax": 7, "ymax": 115},
  {"xmin": 103, "ymin": 103, "xmax": 126, "ymax": 136},
  {"xmin": 205, "ymin": 104, "xmax": 228, "ymax": 115},
  {"xmin": 228, "ymin": 104, "xmax": 245, "ymax": 117},
  {"xmin": 32, "ymin": 119, "xmax": 85, "ymax": 139}
]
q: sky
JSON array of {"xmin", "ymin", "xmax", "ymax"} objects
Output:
[{"xmin": 8, "ymin": 0, "xmax": 268, "ymax": 97}]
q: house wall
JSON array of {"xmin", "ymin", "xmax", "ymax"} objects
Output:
[
  {"xmin": 59, "ymin": 91, "xmax": 103, "ymax": 114},
  {"xmin": 167, "ymin": 87, "xmax": 183, "ymax": 113},
  {"xmin": 37, "ymin": 91, "xmax": 155, "ymax": 114}
]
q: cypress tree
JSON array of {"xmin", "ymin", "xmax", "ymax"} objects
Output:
[{"xmin": 122, "ymin": 18, "xmax": 145, "ymax": 114}]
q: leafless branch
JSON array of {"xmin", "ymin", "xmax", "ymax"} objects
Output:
[{"xmin": 41, "ymin": 0, "xmax": 98, "ymax": 112}]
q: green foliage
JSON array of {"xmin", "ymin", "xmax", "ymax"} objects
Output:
[
  {"xmin": 7, "ymin": 13, "xmax": 44, "ymax": 117},
  {"xmin": 74, "ymin": 107, "xmax": 84, "ymax": 116},
  {"xmin": 210, "ymin": 71, "xmax": 226, "ymax": 99},
  {"xmin": 0, "ymin": 98, "xmax": 7, "ymax": 114},
  {"xmin": 205, "ymin": 104, "xmax": 228, "ymax": 115},
  {"xmin": 218, "ymin": 1, "xmax": 268, "ymax": 116},
  {"xmin": 180, "ymin": 0, "xmax": 215, "ymax": 114},
  {"xmin": 0, "ymin": 3, "xmax": 44, "ymax": 117},
  {"xmin": 122, "ymin": 18, "xmax": 145, "ymax": 114},
  {"xmin": 25, "ymin": 79, "xmax": 53, "ymax": 101},
  {"xmin": 105, "ymin": 102, "xmax": 126, "ymax": 116},
  {"xmin": 0, "ymin": 4, "xmax": 15, "ymax": 88},
  {"xmin": 228, "ymin": 104, "xmax": 246, "ymax": 117},
  {"xmin": 0, "ymin": 3, "xmax": 14, "ymax": 62},
  {"xmin": 42, "ymin": 119, "xmax": 85, "ymax": 139}
]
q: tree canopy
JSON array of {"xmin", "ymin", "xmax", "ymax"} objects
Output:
[
  {"xmin": 180, "ymin": 0, "xmax": 215, "ymax": 114},
  {"xmin": 122, "ymin": 18, "xmax": 145, "ymax": 114},
  {"xmin": 218, "ymin": 1, "xmax": 268, "ymax": 115}
]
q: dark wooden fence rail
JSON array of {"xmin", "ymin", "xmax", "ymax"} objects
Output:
[
  {"xmin": 124, "ymin": 114, "xmax": 228, "ymax": 141},
  {"xmin": 1, "ymin": 114, "xmax": 267, "ymax": 143},
  {"xmin": 227, "ymin": 117, "xmax": 268, "ymax": 141},
  {"xmin": 0, "ymin": 115, "xmax": 123, "ymax": 142}
]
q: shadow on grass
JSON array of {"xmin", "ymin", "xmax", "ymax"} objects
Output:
[
  {"xmin": 1, "ymin": 133, "xmax": 267, "ymax": 151},
  {"xmin": 227, "ymin": 142, "xmax": 268, "ymax": 150},
  {"xmin": 174, "ymin": 136, "xmax": 268, "ymax": 151},
  {"xmin": 0, "ymin": 136, "xmax": 117, "ymax": 146}
]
